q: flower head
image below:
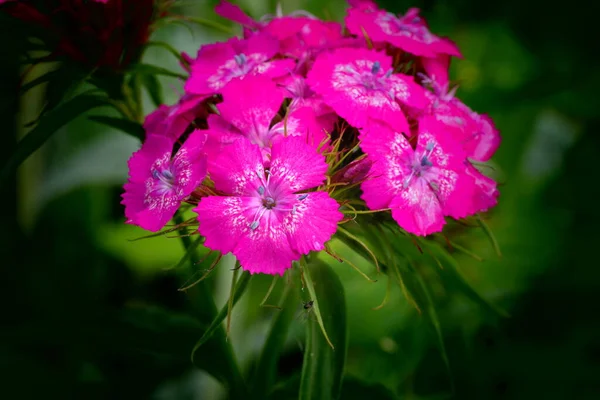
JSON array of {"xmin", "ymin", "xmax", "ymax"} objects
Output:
[
  {"xmin": 122, "ymin": 130, "xmax": 207, "ymax": 232},
  {"xmin": 205, "ymin": 76, "xmax": 327, "ymax": 158},
  {"xmin": 307, "ymin": 47, "xmax": 428, "ymax": 132},
  {"xmin": 185, "ymin": 33, "xmax": 295, "ymax": 95},
  {"xmin": 195, "ymin": 136, "xmax": 342, "ymax": 275},
  {"xmin": 360, "ymin": 118, "xmax": 475, "ymax": 235},
  {"xmin": 346, "ymin": 5, "xmax": 461, "ymax": 58}
]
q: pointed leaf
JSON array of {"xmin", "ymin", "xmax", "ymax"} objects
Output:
[
  {"xmin": 190, "ymin": 271, "xmax": 252, "ymax": 359},
  {"xmin": 251, "ymin": 281, "xmax": 299, "ymax": 398},
  {"xmin": 300, "ymin": 260, "xmax": 348, "ymax": 400},
  {"xmin": 477, "ymin": 215, "xmax": 502, "ymax": 256},
  {"xmin": 140, "ymin": 73, "xmax": 164, "ymax": 108},
  {"xmin": 19, "ymin": 69, "xmax": 60, "ymax": 93},
  {"xmin": 88, "ymin": 115, "xmax": 145, "ymax": 141},
  {"xmin": 146, "ymin": 41, "xmax": 185, "ymax": 62},
  {"xmin": 129, "ymin": 63, "xmax": 187, "ymax": 80},
  {"xmin": 424, "ymin": 242, "xmax": 509, "ymax": 318},
  {"xmin": 407, "ymin": 256, "xmax": 453, "ymax": 387},
  {"xmin": 0, "ymin": 94, "xmax": 110, "ymax": 186}
]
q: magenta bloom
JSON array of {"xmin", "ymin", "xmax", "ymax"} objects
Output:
[
  {"xmin": 346, "ymin": 6, "xmax": 461, "ymax": 58},
  {"xmin": 122, "ymin": 130, "xmax": 207, "ymax": 232},
  {"xmin": 263, "ymin": 17, "xmax": 343, "ymax": 61},
  {"xmin": 195, "ymin": 137, "xmax": 342, "ymax": 275},
  {"xmin": 143, "ymin": 94, "xmax": 210, "ymax": 140},
  {"xmin": 205, "ymin": 76, "xmax": 327, "ymax": 157},
  {"xmin": 422, "ymin": 89, "xmax": 501, "ymax": 162},
  {"xmin": 307, "ymin": 47, "xmax": 428, "ymax": 133},
  {"xmin": 360, "ymin": 118, "xmax": 474, "ymax": 235},
  {"xmin": 185, "ymin": 33, "xmax": 295, "ymax": 95}
]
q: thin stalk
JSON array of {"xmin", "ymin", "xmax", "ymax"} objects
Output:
[{"xmin": 173, "ymin": 213, "xmax": 247, "ymax": 398}]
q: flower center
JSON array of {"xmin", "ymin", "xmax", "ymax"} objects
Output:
[
  {"xmin": 403, "ymin": 142, "xmax": 436, "ymax": 188},
  {"xmin": 262, "ymin": 196, "xmax": 276, "ymax": 209},
  {"xmin": 249, "ymin": 173, "xmax": 310, "ymax": 231},
  {"xmin": 152, "ymin": 168, "xmax": 175, "ymax": 193}
]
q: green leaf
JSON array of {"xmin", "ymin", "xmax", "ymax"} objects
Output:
[
  {"xmin": 139, "ymin": 73, "xmax": 164, "ymax": 108},
  {"xmin": 146, "ymin": 41, "xmax": 185, "ymax": 62},
  {"xmin": 406, "ymin": 256, "xmax": 453, "ymax": 388},
  {"xmin": 0, "ymin": 94, "xmax": 110, "ymax": 186},
  {"xmin": 251, "ymin": 281, "xmax": 299, "ymax": 398},
  {"xmin": 476, "ymin": 215, "xmax": 502, "ymax": 256},
  {"xmin": 190, "ymin": 271, "xmax": 252, "ymax": 360},
  {"xmin": 424, "ymin": 242, "xmax": 509, "ymax": 318},
  {"xmin": 88, "ymin": 115, "xmax": 144, "ymax": 141},
  {"xmin": 129, "ymin": 63, "xmax": 187, "ymax": 80},
  {"xmin": 180, "ymin": 16, "xmax": 235, "ymax": 35},
  {"xmin": 299, "ymin": 260, "xmax": 348, "ymax": 400},
  {"xmin": 19, "ymin": 69, "xmax": 60, "ymax": 93}
]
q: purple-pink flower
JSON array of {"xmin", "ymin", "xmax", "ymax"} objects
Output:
[
  {"xmin": 205, "ymin": 76, "xmax": 328, "ymax": 157},
  {"xmin": 195, "ymin": 136, "xmax": 342, "ymax": 275},
  {"xmin": 307, "ymin": 47, "xmax": 428, "ymax": 133},
  {"xmin": 122, "ymin": 130, "xmax": 208, "ymax": 232},
  {"xmin": 185, "ymin": 33, "xmax": 295, "ymax": 95},
  {"xmin": 360, "ymin": 118, "xmax": 478, "ymax": 235},
  {"xmin": 346, "ymin": 5, "xmax": 461, "ymax": 58}
]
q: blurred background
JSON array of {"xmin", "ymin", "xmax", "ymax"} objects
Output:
[{"xmin": 1, "ymin": 0, "xmax": 599, "ymax": 398}]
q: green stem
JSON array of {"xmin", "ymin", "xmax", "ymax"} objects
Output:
[
  {"xmin": 173, "ymin": 214, "xmax": 247, "ymax": 398},
  {"xmin": 251, "ymin": 281, "xmax": 298, "ymax": 398}
]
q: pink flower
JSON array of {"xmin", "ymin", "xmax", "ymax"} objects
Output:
[
  {"xmin": 277, "ymin": 73, "xmax": 331, "ymax": 115},
  {"xmin": 144, "ymin": 94, "xmax": 211, "ymax": 140},
  {"xmin": 122, "ymin": 130, "xmax": 208, "ymax": 232},
  {"xmin": 464, "ymin": 163, "xmax": 499, "ymax": 213},
  {"xmin": 263, "ymin": 17, "xmax": 343, "ymax": 62},
  {"xmin": 419, "ymin": 54, "xmax": 451, "ymax": 96},
  {"xmin": 422, "ymin": 89, "xmax": 501, "ymax": 162},
  {"xmin": 205, "ymin": 76, "xmax": 326, "ymax": 157},
  {"xmin": 307, "ymin": 47, "xmax": 428, "ymax": 133},
  {"xmin": 185, "ymin": 33, "xmax": 295, "ymax": 95},
  {"xmin": 346, "ymin": 6, "xmax": 461, "ymax": 58},
  {"xmin": 195, "ymin": 137, "xmax": 342, "ymax": 275},
  {"xmin": 360, "ymin": 118, "xmax": 475, "ymax": 235}
]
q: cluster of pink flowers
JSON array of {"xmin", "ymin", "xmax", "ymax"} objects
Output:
[{"xmin": 122, "ymin": 0, "xmax": 500, "ymax": 275}]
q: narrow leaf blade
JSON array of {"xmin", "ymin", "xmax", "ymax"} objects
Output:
[
  {"xmin": 300, "ymin": 260, "xmax": 348, "ymax": 400},
  {"xmin": 0, "ymin": 94, "xmax": 109, "ymax": 186}
]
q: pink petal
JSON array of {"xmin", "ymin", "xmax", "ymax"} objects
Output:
[
  {"xmin": 218, "ymin": 76, "xmax": 284, "ymax": 146},
  {"xmin": 269, "ymin": 136, "xmax": 328, "ymax": 192},
  {"xmin": 360, "ymin": 125, "xmax": 413, "ymax": 209},
  {"xmin": 284, "ymin": 192, "xmax": 342, "ymax": 255},
  {"xmin": 421, "ymin": 53, "xmax": 451, "ymax": 93},
  {"xmin": 345, "ymin": 7, "xmax": 462, "ymax": 58},
  {"xmin": 196, "ymin": 196, "xmax": 260, "ymax": 255},
  {"xmin": 271, "ymin": 106, "xmax": 332, "ymax": 148},
  {"xmin": 464, "ymin": 163, "xmax": 499, "ymax": 213},
  {"xmin": 417, "ymin": 116, "xmax": 467, "ymax": 170},
  {"xmin": 185, "ymin": 39, "xmax": 237, "ymax": 94},
  {"xmin": 465, "ymin": 113, "xmax": 501, "ymax": 162},
  {"xmin": 389, "ymin": 178, "xmax": 446, "ymax": 235},
  {"xmin": 204, "ymin": 114, "xmax": 246, "ymax": 160},
  {"xmin": 125, "ymin": 134, "xmax": 173, "ymax": 183},
  {"xmin": 233, "ymin": 212, "xmax": 300, "ymax": 275},
  {"xmin": 307, "ymin": 47, "xmax": 410, "ymax": 133},
  {"xmin": 172, "ymin": 129, "xmax": 208, "ymax": 195},
  {"xmin": 121, "ymin": 135, "xmax": 178, "ymax": 232},
  {"xmin": 389, "ymin": 73, "xmax": 430, "ymax": 110},
  {"xmin": 208, "ymin": 138, "xmax": 264, "ymax": 196}
]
